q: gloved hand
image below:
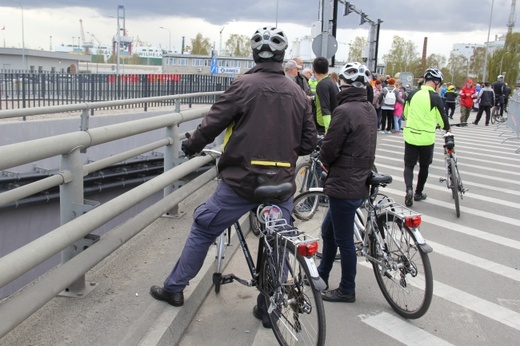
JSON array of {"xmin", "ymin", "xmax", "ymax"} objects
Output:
[{"xmin": 181, "ymin": 140, "xmax": 196, "ymax": 158}]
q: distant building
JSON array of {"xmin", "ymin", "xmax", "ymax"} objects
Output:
[
  {"xmin": 451, "ymin": 34, "xmax": 506, "ymax": 59},
  {"xmin": 0, "ymin": 47, "xmax": 90, "ymax": 73}
]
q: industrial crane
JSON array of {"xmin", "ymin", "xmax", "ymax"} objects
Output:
[
  {"xmin": 79, "ymin": 19, "xmax": 93, "ymax": 54},
  {"xmin": 507, "ymin": 0, "xmax": 516, "ymax": 35}
]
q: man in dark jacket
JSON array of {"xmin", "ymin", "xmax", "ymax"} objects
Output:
[
  {"xmin": 318, "ymin": 62, "xmax": 377, "ymax": 303},
  {"xmin": 473, "ymin": 82, "xmax": 495, "ymax": 125},
  {"xmin": 150, "ymin": 27, "xmax": 317, "ymax": 327}
]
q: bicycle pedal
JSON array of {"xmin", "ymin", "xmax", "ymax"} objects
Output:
[
  {"xmin": 220, "ymin": 274, "xmax": 235, "ymax": 285},
  {"xmin": 439, "ymin": 177, "xmax": 446, "ymax": 182}
]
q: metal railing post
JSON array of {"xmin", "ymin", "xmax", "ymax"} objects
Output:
[
  {"xmin": 59, "ymin": 147, "xmax": 99, "ymax": 297},
  {"xmin": 163, "ymin": 99, "xmax": 185, "ymax": 217}
]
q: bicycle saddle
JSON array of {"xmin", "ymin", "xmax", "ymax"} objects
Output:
[
  {"xmin": 254, "ymin": 182, "xmax": 293, "ymax": 201},
  {"xmin": 368, "ymin": 172, "xmax": 392, "ymax": 186}
]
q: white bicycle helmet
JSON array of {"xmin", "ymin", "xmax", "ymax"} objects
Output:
[
  {"xmin": 250, "ymin": 27, "xmax": 288, "ymax": 62},
  {"xmin": 424, "ymin": 67, "xmax": 444, "ymax": 83},
  {"xmin": 497, "ymin": 74, "xmax": 504, "ymax": 80},
  {"xmin": 338, "ymin": 62, "xmax": 371, "ymax": 88}
]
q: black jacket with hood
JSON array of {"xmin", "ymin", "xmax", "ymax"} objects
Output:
[
  {"xmin": 184, "ymin": 61, "xmax": 317, "ymax": 203},
  {"xmin": 320, "ymin": 86, "xmax": 377, "ymax": 200}
]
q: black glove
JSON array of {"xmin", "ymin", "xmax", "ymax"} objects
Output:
[{"xmin": 181, "ymin": 140, "xmax": 196, "ymax": 158}]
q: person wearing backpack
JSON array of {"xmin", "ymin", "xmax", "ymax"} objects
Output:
[{"xmin": 377, "ymin": 78, "xmax": 402, "ymax": 134}]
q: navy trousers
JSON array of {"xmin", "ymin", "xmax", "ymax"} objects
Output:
[{"xmin": 163, "ymin": 181, "xmax": 293, "ymax": 292}]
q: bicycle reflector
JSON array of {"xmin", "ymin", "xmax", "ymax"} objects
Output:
[
  {"xmin": 404, "ymin": 215, "xmax": 422, "ymax": 228},
  {"xmin": 298, "ymin": 242, "xmax": 319, "ymax": 256}
]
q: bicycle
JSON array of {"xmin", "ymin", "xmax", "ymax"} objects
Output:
[
  {"xmin": 294, "ymin": 137, "xmax": 327, "ymax": 194},
  {"xmin": 438, "ymin": 133, "xmax": 467, "ymax": 217},
  {"xmin": 293, "ymin": 172, "xmax": 434, "ymax": 319},
  {"xmin": 207, "ymin": 154, "xmax": 326, "ymax": 345},
  {"xmin": 292, "ymin": 164, "xmax": 377, "ymax": 260},
  {"xmin": 491, "ymin": 97, "xmax": 507, "ymax": 124}
]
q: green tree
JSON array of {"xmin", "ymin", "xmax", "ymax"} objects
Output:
[
  {"xmin": 382, "ymin": 36, "xmax": 420, "ymax": 77},
  {"xmin": 191, "ymin": 33, "xmax": 212, "ymax": 55},
  {"xmin": 487, "ymin": 32, "xmax": 520, "ymax": 85},
  {"xmin": 445, "ymin": 53, "xmax": 469, "ymax": 87},
  {"xmin": 224, "ymin": 34, "xmax": 251, "ymax": 57},
  {"xmin": 347, "ymin": 36, "xmax": 367, "ymax": 62}
]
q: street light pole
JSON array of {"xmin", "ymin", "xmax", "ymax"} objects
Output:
[
  {"xmin": 10, "ymin": 0, "xmax": 25, "ymax": 70},
  {"xmin": 159, "ymin": 26, "xmax": 171, "ymax": 52},
  {"xmin": 482, "ymin": 0, "xmax": 494, "ymax": 82}
]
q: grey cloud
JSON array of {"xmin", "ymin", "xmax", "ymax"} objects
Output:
[{"xmin": 6, "ymin": 0, "xmax": 514, "ymax": 34}]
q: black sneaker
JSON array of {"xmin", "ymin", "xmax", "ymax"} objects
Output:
[
  {"xmin": 414, "ymin": 192, "xmax": 427, "ymax": 201},
  {"xmin": 253, "ymin": 305, "xmax": 272, "ymax": 329},
  {"xmin": 321, "ymin": 288, "xmax": 355, "ymax": 303},
  {"xmin": 405, "ymin": 189, "xmax": 413, "ymax": 207}
]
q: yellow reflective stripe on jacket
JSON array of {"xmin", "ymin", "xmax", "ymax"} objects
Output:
[{"xmin": 251, "ymin": 160, "xmax": 291, "ymax": 168}]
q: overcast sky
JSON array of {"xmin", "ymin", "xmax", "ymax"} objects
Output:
[{"xmin": 0, "ymin": 0, "xmax": 517, "ymax": 62}]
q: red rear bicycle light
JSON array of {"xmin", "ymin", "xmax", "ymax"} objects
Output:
[
  {"xmin": 298, "ymin": 242, "xmax": 318, "ymax": 256},
  {"xmin": 404, "ymin": 215, "xmax": 422, "ymax": 228}
]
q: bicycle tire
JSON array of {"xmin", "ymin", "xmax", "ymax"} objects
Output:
[
  {"xmin": 450, "ymin": 159, "xmax": 460, "ymax": 217},
  {"xmin": 249, "ymin": 210, "xmax": 261, "ymax": 236},
  {"xmin": 292, "ymin": 190, "xmax": 332, "ymax": 259},
  {"xmin": 259, "ymin": 240, "xmax": 326, "ymax": 345},
  {"xmin": 491, "ymin": 107, "xmax": 496, "ymax": 124},
  {"xmin": 371, "ymin": 212, "xmax": 433, "ymax": 319},
  {"xmin": 295, "ymin": 162, "xmax": 319, "ymax": 195}
]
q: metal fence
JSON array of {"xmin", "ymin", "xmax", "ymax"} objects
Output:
[
  {"xmin": 496, "ymin": 91, "xmax": 520, "ymax": 152},
  {"xmin": 0, "ymin": 93, "xmax": 222, "ymax": 338},
  {"xmin": 0, "ymin": 72, "xmax": 233, "ymax": 110}
]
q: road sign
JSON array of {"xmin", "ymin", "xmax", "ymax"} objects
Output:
[
  {"xmin": 210, "ymin": 57, "xmax": 218, "ymax": 75},
  {"xmin": 312, "ymin": 33, "xmax": 338, "ymax": 59}
]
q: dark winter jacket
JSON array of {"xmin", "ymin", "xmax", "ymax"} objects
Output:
[
  {"xmin": 319, "ymin": 87, "xmax": 377, "ymax": 200},
  {"xmin": 184, "ymin": 61, "xmax": 317, "ymax": 203},
  {"xmin": 477, "ymin": 87, "xmax": 495, "ymax": 107}
]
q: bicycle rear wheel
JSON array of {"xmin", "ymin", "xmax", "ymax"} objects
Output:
[
  {"xmin": 292, "ymin": 190, "xmax": 332, "ymax": 259},
  {"xmin": 295, "ymin": 162, "xmax": 319, "ymax": 195},
  {"xmin": 371, "ymin": 212, "xmax": 433, "ymax": 319},
  {"xmin": 259, "ymin": 241, "xmax": 326, "ymax": 345},
  {"xmin": 449, "ymin": 159, "xmax": 460, "ymax": 217},
  {"xmin": 491, "ymin": 107, "xmax": 497, "ymax": 124}
]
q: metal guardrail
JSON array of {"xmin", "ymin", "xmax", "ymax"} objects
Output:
[
  {"xmin": 497, "ymin": 93, "xmax": 520, "ymax": 153},
  {"xmin": 0, "ymin": 92, "xmax": 223, "ymax": 338}
]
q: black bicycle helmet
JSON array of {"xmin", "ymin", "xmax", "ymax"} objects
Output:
[
  {"xmin": 338, "ymin": 62, "xmax": 371, "ymax": 88},
  {"xmin": 250, "ymin": 27, "xmax": 288, "ymax": 63},
  {"xmin": 424, "ymin": 67, "xmax": 444, "ymax": 83}
]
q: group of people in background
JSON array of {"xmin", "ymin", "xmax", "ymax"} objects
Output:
[{"xmin": 439, "ymin": 75, "xmax": 512, "ymax": 126}]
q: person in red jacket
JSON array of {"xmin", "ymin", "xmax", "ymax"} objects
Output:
[{"xmin": 459, "ymin": 79, "xmax": 476, "ymax": 126}]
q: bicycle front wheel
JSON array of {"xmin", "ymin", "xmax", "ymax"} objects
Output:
[
  {"xmin": 259, "ymin": 241, "xmax": 326, "ymax": 345},
  {"xmin": 292, "ymin": 190, "xmax": 333, "ymax": 259},
  {"xmin": 295, "ymin": 162, "xmax": 319, "ymax": 195},
  {"xmin": 371, "ymin": 212, "xmax": 433, "ymax": 319},
  {"xmin": 449, "ymin": 159, "xmax": 460, "ymax": 217},
  {"xmin": 491, "ymin": 107, "xmax": 496, "ymax": 124}
]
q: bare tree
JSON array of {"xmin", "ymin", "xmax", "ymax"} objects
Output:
[
  {"xmin": 191, "ymin": 33, "xmax": 212, "ymax": 55},
  {"xmin": 347, "ymin": 36, "xmax": 367, "ymax": 63},
  {"xmin": 224, "ymin": 34, "xmax": 251, "ymax": 57}
]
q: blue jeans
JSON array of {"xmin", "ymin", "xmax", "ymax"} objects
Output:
[
  {"xmin": 393, "ymin": 116, "xmax": 402, "ymax": 131},
  {"xmin": 163, "ymin": 181, "xmax": 293, "ymax": 292},
  {"xmin": 318, "ymin": 197, "xmax": 363, "ymax": 294}
]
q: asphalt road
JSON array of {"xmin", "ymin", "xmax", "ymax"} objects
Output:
[{"xmin": 180, "ymin": 119, "xmax": 520, "ymax": 345}]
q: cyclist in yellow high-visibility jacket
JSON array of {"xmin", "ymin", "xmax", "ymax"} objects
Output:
[{"xmin": 403, "ymin": 67, "xmax": 450, "ymax": 207}]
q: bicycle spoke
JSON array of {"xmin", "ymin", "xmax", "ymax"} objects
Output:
[{"xmin": 372, "ymin": 212, "xmax": 433, "ymax": 319}]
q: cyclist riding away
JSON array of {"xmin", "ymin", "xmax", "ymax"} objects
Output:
[
  {"xmin": 492, "ymin": 74, "xmax": 506, "ymax": 118},
  {"xmin": 403, "ymin": 67, "xmax": 451, "ymax": 207},
  {"xmin": 149, "ymin": 26, "xmax": 317, "ymax": 329}
]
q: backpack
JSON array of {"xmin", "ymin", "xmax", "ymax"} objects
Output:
[{"xmin": 383, "ymin": 87, "xmax": 396, "ymax": 106}]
